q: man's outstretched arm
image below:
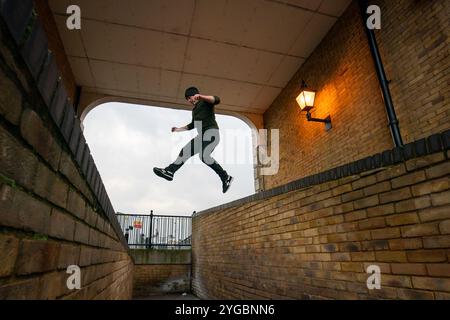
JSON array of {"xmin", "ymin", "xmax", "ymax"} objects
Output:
[{"xmin": 193, "ymin": 94, "xmax": 220, "ymax": 105}]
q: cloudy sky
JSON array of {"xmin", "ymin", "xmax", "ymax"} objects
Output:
[{"xmin": 83, "ymin": 102, "xmax": 255, "ymax": 217}]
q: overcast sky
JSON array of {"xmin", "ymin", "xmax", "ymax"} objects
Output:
[{"xmin": 83, "ymin": 102, "xmax": 255, "ymax": 216}]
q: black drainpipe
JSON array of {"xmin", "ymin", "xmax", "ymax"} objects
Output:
[
  {"xmin": 358, "ymin": 0, "xmax": 403, "ymax": 148},
  {"xmin": 74, "ymin": 85, "xmax": 82, "ymax": 116}
]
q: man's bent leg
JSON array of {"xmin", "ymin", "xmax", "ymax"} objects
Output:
[
  {"xmin": 166, "ymin": 136, "xmax": 200, "ymax": 174},
  {"xmin": 201, "ymin": 129, "xmax": 228, "ymax": 182},
  {"xmin": 203, "ymin": 157, "xmax": 228, "ymax": 182}
]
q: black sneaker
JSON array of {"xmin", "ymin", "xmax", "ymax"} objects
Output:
[
  {"xmin": 222, "ymin": 175, "xmax": 233, "ymax": 193},
  {"xmin": 153, "ymin": 167, "xmax": 174, "ymax": 181}
]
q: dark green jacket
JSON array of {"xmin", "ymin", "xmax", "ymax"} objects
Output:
[{"xmin": 187, "ymin": 96, "xmax": 220, "ymax": 131}]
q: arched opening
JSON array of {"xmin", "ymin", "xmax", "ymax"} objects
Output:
[{"xmin": 82, "ymin": 101, "xmax": 260, "ymax": 215}]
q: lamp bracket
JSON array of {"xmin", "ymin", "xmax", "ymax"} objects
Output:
[{"xmin": 306, "ymin": 112, "xmax": 332, "ymax": 131}]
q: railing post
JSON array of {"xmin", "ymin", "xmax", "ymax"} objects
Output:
[
  {"xmin": 149, "ymin": 210, "xmax": 153, "ymax": 249},
  {"xmin": 191, "ymin": 212, "xmax": 196, "ymax": 246}
]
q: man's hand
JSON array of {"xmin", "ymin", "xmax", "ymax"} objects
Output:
[
  {"xmin": 172, "ymin": 126, "xmax": 188, "ymax": 132},
  {"xmin": 187, "ymin": 94, "xmax": 218, "ymax": 105}
]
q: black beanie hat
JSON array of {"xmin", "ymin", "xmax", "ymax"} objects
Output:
[{"xmin": 185, "ymin": 87, "xmax": 199, "ymax": 99}]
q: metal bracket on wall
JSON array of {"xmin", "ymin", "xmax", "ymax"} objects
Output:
[{"xmin": 306, "ymin": 112, "xmax": 332, "ymax": 131}]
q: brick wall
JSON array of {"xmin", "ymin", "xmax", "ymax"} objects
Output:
[
  {"xmin": 133, "ymin": 264, "xmax": 191, "ymax": 298},
  {"xmin": 131, "ymin": 249, "xmax": 191, "ymax": 298},
  {"xmin": 34, "ymin": 0, "xmax": 77, "ymax": 102},
  {"xmin": 0, "ymin": 1, "xmax": 133, "ymax": 299},
  {"xmin": 377, "ymin": 0, "xmax": 450, "ymax": 142},
  {"xmin": 130, "ymin": 249, "xmax": 191, "ymax": 265},
  {"xmin": 262, "ymin": 0, "xmax": 450, "ymax": 190},
  {"xmin": 192, "ymin": 142, "xmax": 450, "ymax": 299}
]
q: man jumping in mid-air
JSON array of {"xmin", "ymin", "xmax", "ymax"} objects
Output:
[{"xmin": 153, "ymin": 87, "xmax": 234, "ymax": 193}]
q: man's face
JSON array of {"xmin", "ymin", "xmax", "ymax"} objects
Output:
[{"xmin": 186, "ymin": 95, "xmax": 198, "ymax": 105}]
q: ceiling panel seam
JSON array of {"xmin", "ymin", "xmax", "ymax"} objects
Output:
[{"xmin": 53, "ymin": 13, "xmax": 308, "ymax": 59}]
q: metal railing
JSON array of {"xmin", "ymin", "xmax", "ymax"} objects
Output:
[{"xmin": 116, "ymin": 211, "xmax": 192, "ymax": 249}]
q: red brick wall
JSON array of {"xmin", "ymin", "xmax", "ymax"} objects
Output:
[
  {"xmin": 0, "ymin": 12, "xmax": 133, "ymax": 299},
  {"xmin": 133, "ymin": 264, "xmax": 191, "ymax": 298},
  {"xmin": 262, "ymin": 0, "xmax": 450, "ymax": 190},
  {"xmin": 192, "ymin": 150, "xmax": 450, "ymax": 299}
]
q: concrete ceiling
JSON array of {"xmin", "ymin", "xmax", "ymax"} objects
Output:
[{"xmin": 49, "ymin": 0, "xmax": 351, "ymax": 114}]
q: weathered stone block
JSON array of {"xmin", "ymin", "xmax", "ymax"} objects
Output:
[
  {"xmin": 20, "ymin": 109, "xmax": 61, "ymax": 170},
  {"xmin": 16, "ymin": 240, "xmax": 59, "ymax": 275},
  {"xmin": 34, "ymin": 163, "xmax": 68, "ymax": 208},
  {"xmin": 49, "ymin": 82, "xmax": 68, "ymax": 126},
  {"xmin": 57, "ymin": 244, "xmax": 80, "ymax": 269},
  {"xmin": 21, "ymin": 23, "xmax": 48, "ymax": 79},
  {"xmin": 0, "ymin": 233, "xmax": 19, "ymax": 277},
  {"xmin": 37, "ymin": 53, "xmax": 58, "ymax": 106},
  {"xmin": 74, "ymin": 221, "xmax": 90, "ymax": 245},
  {"xmin": 0, "ymin": 126, "xmax": 38, "ymax": 190},
  {"xmin": 0, "ymin": 184, "xmax": 51, "ymax": 234},
  {"xmin": 0, "ymin": 67, "xmax": 22, "ymax": 124},
  {"xmin": 49, "ymin": 209, "xmax": 75, "ymax": 241},
  {"xmin": 66, "ymin": 189, "xmax": 86, "ymax": 219}
]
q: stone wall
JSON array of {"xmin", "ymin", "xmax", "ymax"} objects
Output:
[{"xmin": 0, "ymin": 1, "xmax": 133, "ymax": 299}]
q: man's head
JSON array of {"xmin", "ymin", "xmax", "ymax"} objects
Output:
[{"xmin": 185, "ymin": 86, "xmax": 199, "ymax": 105}]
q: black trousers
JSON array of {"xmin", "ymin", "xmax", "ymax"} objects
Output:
[{"xmin": 166, "ymin": 128, "xmax": 228, "ymax": 181}]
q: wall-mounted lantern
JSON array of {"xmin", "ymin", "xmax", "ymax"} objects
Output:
[{"xmin": 296, "ymin": 80, "xmax": 332, "ymax": 131}]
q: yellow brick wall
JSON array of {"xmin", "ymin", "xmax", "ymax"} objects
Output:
[
  {"xmin": 192, "ymin": 151, "xmax": 450, "ymax": 299},
  {"xmin": 262, "ymin": 0, "xmax": 450, "ymax": 190},
  {"xmin": 377, "ymin": 0, "xmax": 450, "ymax": 142}
]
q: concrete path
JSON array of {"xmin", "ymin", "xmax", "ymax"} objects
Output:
[{"xmin": 134, "ymin": 293, "xmax": 200, "ymax": 300}]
